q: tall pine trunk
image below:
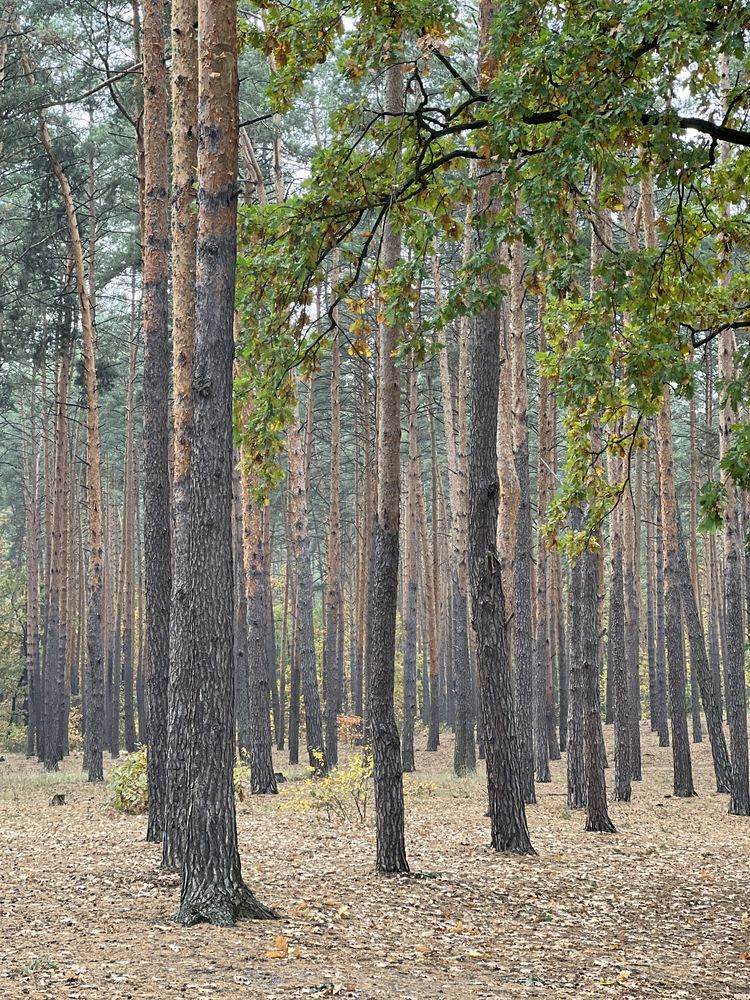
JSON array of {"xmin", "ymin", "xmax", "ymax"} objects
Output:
[
  {"xmin": 288, "ymin": 394, "xmax": 325, "ymax": 771},
  {"xmin": 401, "ymin": 364, "xmax": 419, "ymax": 773},
  {"xmin": 21, "ymin": 43, "xmax": 106, "ymax": 782},
  {"xmin": 142, "ymin": 0, "xmax": 172, "ymax": 841},
  {"xmin": 369, "ymin": 60, "xmax": 409, "ymax": 875},
  {"xmin": 642, "ymin": 174, "xmax": 695, "ymax": 798},
  {"xmin": 175, "ymin": 0, "xmax": 273, "ymax": 924},
  {"xmin": 434, "ymin": 252, "xmax": 475, "ymax": 776},
  {"xmin": 324, "ymin": 315, "xmax": 342, "ymax": 768},
  {"xmin": 163, "ymin": 0, "xmax": 198, "ymax": 870},
  {"xmin": 469, "ymin": 1, "xmax": 533, "ymax": 853}
]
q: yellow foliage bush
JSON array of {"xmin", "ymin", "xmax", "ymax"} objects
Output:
[
  {"xmin": 404, "ymin": 776, "xmax": 438, "ymax": 798},
  {"xmin": 336, "ymin": 714, "xmax": 363, "ymax": 746},
  {"xmin": 68, "ymin": 705, "xmax": 84, "ymax": 751},
  {"xmin": 283, "ymin": 748, "xmax": 373, "ymax": 825}
]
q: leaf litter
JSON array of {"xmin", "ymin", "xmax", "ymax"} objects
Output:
[{"xmin": 1, "ymin": 726, "xmax": 749, "ymax": 999}]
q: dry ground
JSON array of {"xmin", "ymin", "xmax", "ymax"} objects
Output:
[{"xmin": 1, "ymin": 726, "xmax": 749, "ymax": 1000}]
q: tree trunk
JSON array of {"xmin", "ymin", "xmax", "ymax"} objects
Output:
[
  {"xmin": 469, "ymin": 296, "xmax": 534, "ymax": 854},
  {"xmin": 163, "ymin": 0, "xmax": 198, "ymax": 869},
  {"xmin": 361, "ymin": 365, "xmax": 376, "ymax": 739},
  {"xmin": 653, "ymin": 438, "xmax": 670, "ymax": 747},
  {"xmin": 402, "ymin": 364, "xmax": 419, "ymax": 773},
  {"xmin": 122, "ymin": 274, "xmax": 138, "ymax": 752},
  {"xmin": 277, "ymin": 550, "xmax": 289, "ymax": 751},
  {"xmin": 582, "ymin": 543, "xmax": 616, "ymax": 833},
  {"xmin": 717, "ymin": 58, "xmax": 750, "ymax": 815},
  {"xmin": 434, "ymin": 252, "xmax": 475, "ymax": 776},
  {"xmin": 536, "ymin": 293, "xmax": 556, "ymax": 788},
  {"xmin": 623, "ymin": 446, "xmax": 642, "ymax": 777},
  {"xmin": 608, "ymin": 444, "xmax": 631, "ymax": 803},
  {"xmin": 419, "ymin": 470, "xmax": 441, "ymax": 753},
  {"xmin": 719, "ymin": 343, "xmax": 750, "ymax": 813},
  {"xmin": 287, "ymin": 491, "xmax": 301, "ymax": 765},
  {"xmin": 324, "ymin": 314, "xmax": 342, "ymax": 768},
  {"xmin": 469, "ymin": 16, "xmax": 533, "ymax": 848},
  {"xmin": 645, "ymin": 439, "xmax": 658, "ymax": 732},
  {"xmin": 142, "ymin": 0, "xmax": 172, "ymax": 840},
  {"xmin": 677, "ymin": 523, "xmax": 732, "ymax": 793},
  {"xmin": 368, "ymin": 60, "xmax": 408, "ymax": 875},
  {"xmin": 45, "ymin": 341, "xmax": 72, "ymax": 769},
  {"xmin": 20, "ymin": 47, "xmax": 107, "ymax": 782},
  {"xmin": 566, "ymin": 509, "xmax": 586, "ymax": 809},
  {"xmin": 288, "ymin": 395, "xmax": 325, "ymax": 771},
  {"xmin": 175, "ymin": 0, "xmax": 273, "ymax": 923},
  {"xmin": 642, "ymin": 174, "xmax": 695, "ymax": 797},
  {"xmin": 657, "ymin": 393, "xmax": 696, "ymax": 798},
  {"xmin": 240, "ymin": 459, "xmax": 277, "ymax": 795},
  {"xmin": 232, "ymin": 463, "xmax": 251, "ymax": 761},
  {"xmin": 107, "ymin": 479, "xmax": 121, "ymax": 759},
  {"xmin": 23, "ymin": 374, "xmax": 41, "ymax": 759},
  {"xmin": 581, "ymin": 171, "xmax": 616, "ymax": 830}
]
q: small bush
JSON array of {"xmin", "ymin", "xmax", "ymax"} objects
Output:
[
  {"xmin": 2, "ymin": 723, "xmax": 26, "ymax": 753},
  {"xmin": 111, "ymin": 746, "xmax": 252, "ymax": 813},
  {"xmin": 68, "ymin": 705, "xmax": 83, "ymax": 751},
  {"xmin": 111, "ymin": 746, "xmax": 148, "ymax": 814},
  {"xmin": 404, "ymin": 776, "xmax": 438, "ymax": 798},
  {"xmin": 234, "ymin": 749, "xmax": 251, "ymax": 802},
  {"xmin": 337, "ymin": 714, "xmax": 363, "ymax": 746},
  {"xmin": 290, "ymin": 748, "xmax": 373, "ymax": 825}
]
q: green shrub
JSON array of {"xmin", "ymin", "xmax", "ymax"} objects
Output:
[
  {"xmin": 111, "ymin": 746, "xmax": 148, "ymax": 813},
  {"xmin": 2, "ymin": 723, "xmax": 27, "ymax": 753},
  {"xmin": 111, "ymin": 745, "xmax": 252, "ymax": 813}
]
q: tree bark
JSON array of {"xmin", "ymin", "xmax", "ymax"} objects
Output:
[
  {"xmin": 402, "ymin": 364, "xmax": 419, "ymax": 773},
  {"xmin": 232, "ymin": 463, "xmax": 251, "ymax": 762},
  {"xmin": 142, "ymin": 0, "xmax": 172, "ymax": 841},
  {"xmin": 645, "ymin": 439, "xmax": 658, "ymax": 732},
  {"xmin": 419, "ymin": 471, "xmax": 441, "ymax": 753},
  {"xmin": 287, "ymin": 395, "xmax": 325, "ymax": 771},
  {"xmin": 676, "ymin": 522, "xmax": 732, "ymax": 793},
  {"xmin": 566, "ymin": 508, "xmax": 586, "ymax": 809},
  {"xmin": 20, "ymin": 45, "xmax": 106, "ymax": 783},
  {"xmin": 368, "ymin": 60, "xmax": 409, "ymax": 875},
  {"xmin": 240, "ymin": 457, "xmax": 277, "ymax": 795},
  {"xmin": 653, "ymin": 436, "xmax": 670, "ymax": 747},
  {"xmin": 434, "ymin": 252, "xmax": 475, "ymax": 776},
  {"xmin": 608, "ymin": 444, "xmax": 631, "ymax": 803},
  {"xmin": 175, "ymin": 0, "xmax": 273, "ymax": 923},
  {"xmin": 623, "ymin": 448, "xmax": 642, "ymax": 777},
  {"xmin": 509, "ymin": 237, "xmax": 545, "ymax": 788},
  {"xmin": 582, "ymin": 542, "xmax": 616, "ymax": 833},
  {"xmin": 163, "ymin": 0, "xmax": 198, "ymax": 870},
  {"xmin": 122, "ymin": 273, "xmax": 138, "ymax": 752},
  {"xmin": 642, "ymin": 174, "xmax": 695, "ymax": 797},
  {"xmin": 324, "ymin": 312, "xmax": 342, "ymax": 768},
  {"xmin": 657, "ymin": 392, "xmax": 696, "ymax": 798},
  {"xmin": 22, "ymin": 374, "xmax": 41, "ymax": 759},
  {"xmin": 469, "ymin": 10, "xmax": 534, "ymax": 849},
  {"xmin": 717, "ymin": 56, "xmax": 750, "ymax": 815},
  {"xmin": 469, "ymin": 296, "xmax": 534, "ymax": 855}
]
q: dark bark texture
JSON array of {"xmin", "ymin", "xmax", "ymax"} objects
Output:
[
  {"xmin": 469, "ymin": 301, "xmax": 534, "ymax": 855},
  {"xmin": 143, "ymin": 0, "xmax": 172, "ymax": 842},
  {"xmin": 175, "ymin": 0, "xmax": 273, "ymax": 925}
]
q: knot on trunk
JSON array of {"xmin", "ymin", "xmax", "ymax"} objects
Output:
[{"xmin": 193, "ymin": 370, "xmax": 211, "ymax": 396}]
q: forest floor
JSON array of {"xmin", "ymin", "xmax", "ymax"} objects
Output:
[{"xmin": 1, "ymin": 727, "xmax": 749, "ymax": 1000}]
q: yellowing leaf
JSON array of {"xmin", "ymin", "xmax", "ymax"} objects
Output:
[{"xmin": 266, "ymin": 934, "xmax": 289, "ymax": 960}]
